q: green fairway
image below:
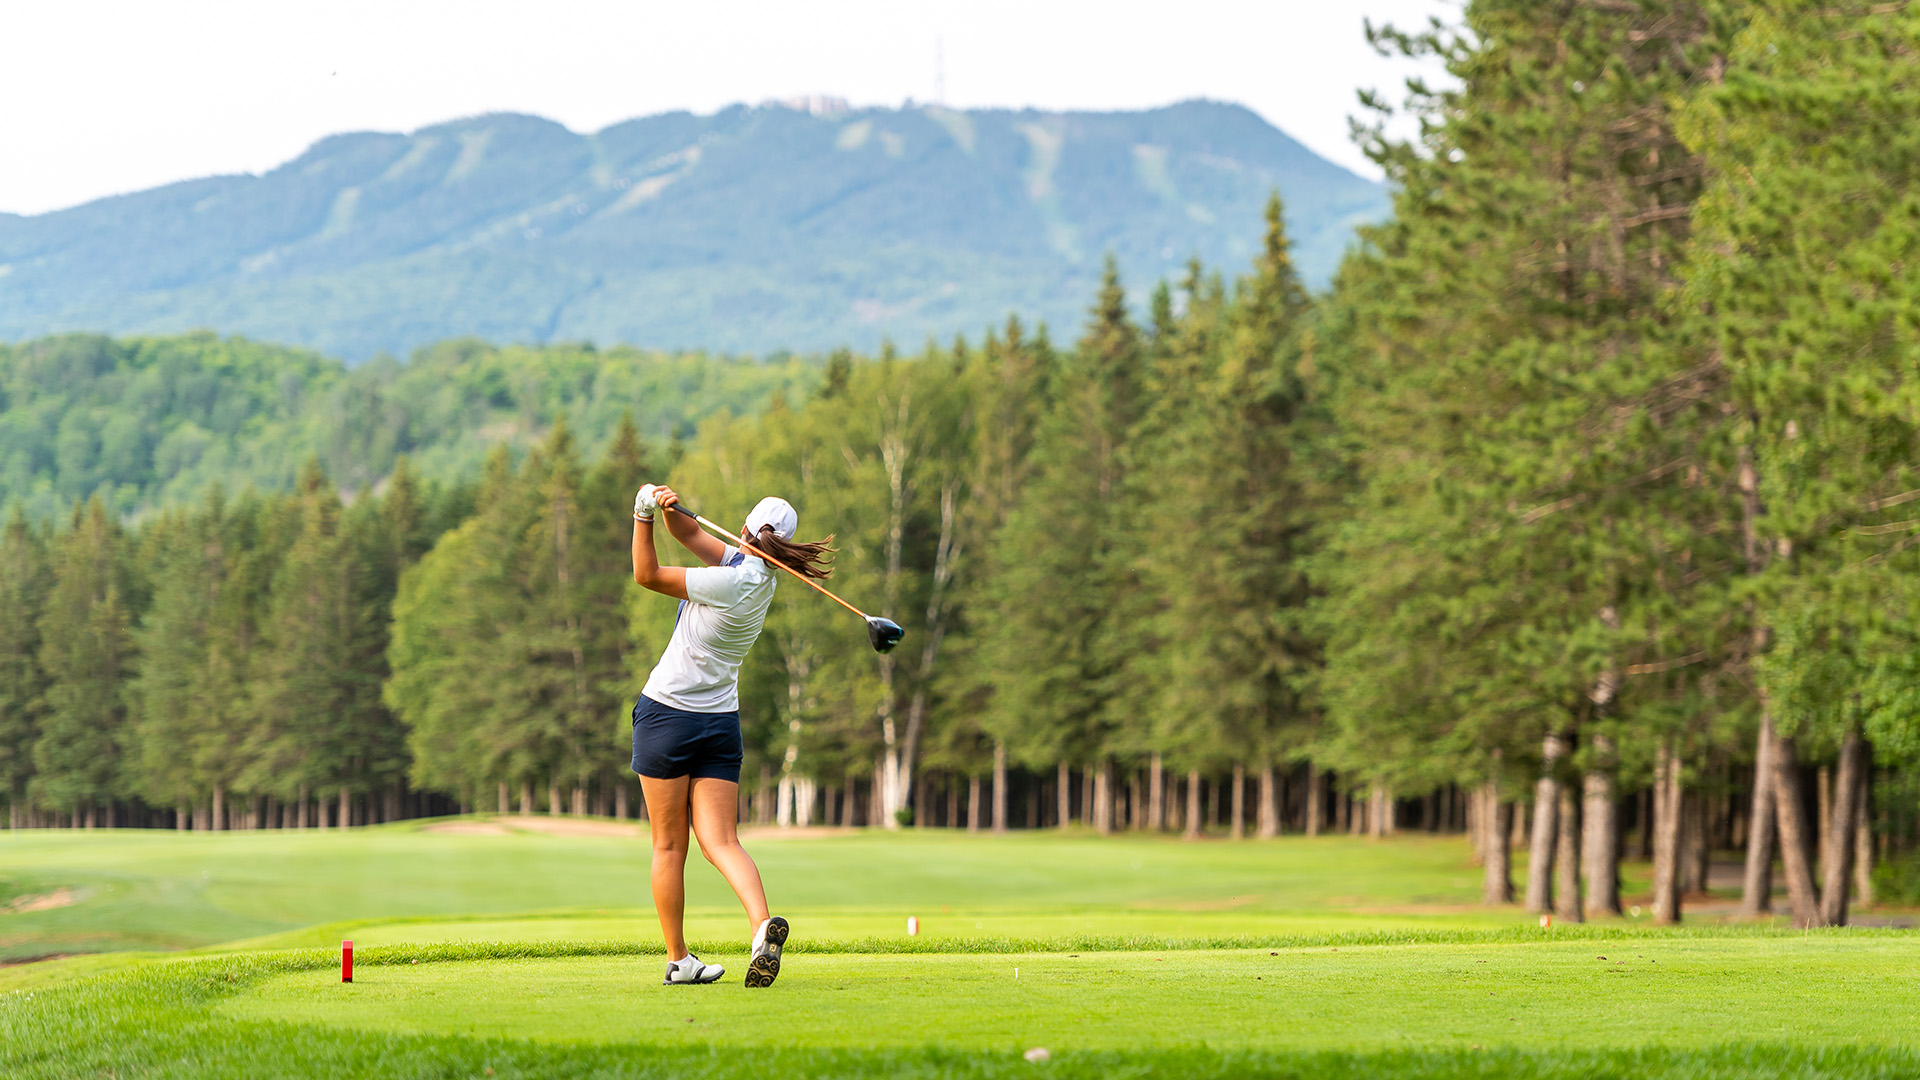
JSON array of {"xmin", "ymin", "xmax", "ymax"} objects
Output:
[
  {"xmin": 6, "ymin": 822, "xmax": 1917, "ymax": 1078},
  {"xmin": 0, "ymin": 820, "xmax": 1528, "ymax": 960}
]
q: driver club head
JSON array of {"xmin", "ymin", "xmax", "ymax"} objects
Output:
[{"xmin": 866, "ymin": 617, "xmax": 905, "ymax": 653}]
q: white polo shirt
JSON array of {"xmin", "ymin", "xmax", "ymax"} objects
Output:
[{"xmin": 641, "ymin": 546, "xmax": 776, "ymax": 712}]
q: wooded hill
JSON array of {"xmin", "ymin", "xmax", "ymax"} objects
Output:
[
  {"xmin": 0, "ymin": 333, "xmax": 815, "ymax": 522},
  {"xmin": 5, "ymin": 1, "xmax": 1920, "ymax": 930},
  {"xmin": 0, "ymin": 101, "xmax": 1386, "ymax": 362}
]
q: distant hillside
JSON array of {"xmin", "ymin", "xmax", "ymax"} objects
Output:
[
  {"xmin": 0, "ymin": 333, "xmax": 816, "ymax": 521},
  {"xmin": 0, "ymin": 101, "xmax": 1386, "ymax": 362}
]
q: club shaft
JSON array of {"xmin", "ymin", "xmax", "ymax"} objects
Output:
[{"xmin": 670, "ymin": 504, "xmax": 871, "ymax": 621}]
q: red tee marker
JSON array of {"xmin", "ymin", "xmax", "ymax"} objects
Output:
[{"xmin": 342, "ymin": 940, "xmax": 354, "ymax": 983}]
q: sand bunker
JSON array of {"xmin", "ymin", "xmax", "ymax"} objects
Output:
[
  {"xmin": 492, "ymin": 816, "xmax": 641, "ymax": 838},
  {"xmin": 418, "ymin": 821, "xmax": 513, "ymax": 836},
  {"xmin": 419, "ymin": 817, "xmax": 858, "ymax": 840},
  {"xmin": 6, "ymin": 887, "xmax": 77, "ymax": 913}
]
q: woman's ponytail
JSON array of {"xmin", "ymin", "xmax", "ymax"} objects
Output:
[{"xmin": 750, "ymin": 527, "xmax": 835, "ymax": 579}]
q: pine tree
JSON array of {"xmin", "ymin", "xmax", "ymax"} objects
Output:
[
  {"xmin": 244, "ymin": 463, "xmax": 373, "ymax": 819},
  {"xmin": 1675, "ymin": 0, "xmax": 1920, "ymax": 926},
  {"xmin": 977, "ymin": 262, "xmax": 1144, "ymax": 830},
  {"xmin": 1143, "ymin": 195, "xmax": 1316, "ymax": 837},
  {"xmin": 33, "ymin": 497, "xmax": 140, "ymax": 823},
  {"xmin": 0, "ymin": 507, "xmax": 53, "ymax": 827},
  {"xmin": 1316, "ymin": 0, "xmax": 1730, "ymax": 908},
  {"xmin": 126, "ymin": 490, "xmax": 260, "ymax": 825}
]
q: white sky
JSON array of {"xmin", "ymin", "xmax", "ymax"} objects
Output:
[{"xmin": 1, "ymin": 0, "xmax": 1457, "ymax": 216}]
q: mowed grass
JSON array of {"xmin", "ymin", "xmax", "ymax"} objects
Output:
[
  {"xmin": 6, "ymin": 821, "xmax": 1917, "ymax": 1078},
  {"xmin": 224, "ymin": 938, "xmax": 1920, "ymax": 1052},
  {"xmin": 8, "ymin": 933, "xmax": 1920, "ymax": 1078},
  {"xmin": 0, "ymin": 820, "xmax": 1527, "ymax": 959}
]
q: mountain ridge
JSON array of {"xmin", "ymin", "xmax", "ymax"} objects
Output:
[{"xmin": 0, "ymin": 100, "xmax": 1387, "ymax": 361}]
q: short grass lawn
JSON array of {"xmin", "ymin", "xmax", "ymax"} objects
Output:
[{"xmin": 4, "ymin": 821, "xmax": 1916, "ymax": 1078}]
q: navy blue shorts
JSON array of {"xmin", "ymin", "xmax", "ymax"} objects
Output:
[{"xmin": 631, "ymin": 695, "xmax": 744, "ymax": 783}]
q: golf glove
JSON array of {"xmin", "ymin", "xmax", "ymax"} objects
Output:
[{"xmin": 634, "ymin": 484, "xmax": 661, "ymax": 521}]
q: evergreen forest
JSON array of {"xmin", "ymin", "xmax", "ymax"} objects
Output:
[{"xmin": 5, "ymin": 0, "xmax": 1920, "ymax": 930}]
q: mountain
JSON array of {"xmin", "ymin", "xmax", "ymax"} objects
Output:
[{"xmin": 0, "ymin": 100, "xmax": 1386, "ymax": 362}]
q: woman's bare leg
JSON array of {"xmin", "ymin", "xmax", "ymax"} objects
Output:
[
  {"xmin": 689, "ymin": 777, "xmax": 771, "ymax": 932},
  {"xmin": 639, "ymin": 774, "xmax": 692, "ymax": 959}
]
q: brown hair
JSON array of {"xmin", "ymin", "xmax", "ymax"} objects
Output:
[{"xmin": 745, "ymin": 526, "xmax": 835, "ymax": 580}]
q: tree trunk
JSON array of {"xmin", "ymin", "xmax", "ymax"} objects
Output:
[
  {"xmin": 1737, "ymin": 715, "xmax": 1778, "ymax": 916},
  {"xmin": 1582, "ymin": 733, "xmax": 1621, "ymax": 917},
  {"xmin": 1681, "ymin": 791, "xmax": 1706, "ymax": 894},
  {"xmin": 991, "ymin": 742, "xmax": 1008, "ymax": 834},
  {"xmin": 1230, "ymin": 764, "xmax": 1246, "ymax": 839},
  {"xmin": 572, "ymin": 785, "xmax": 587, "ymax": 817},
  {"xmin": 1306, "ymin": 766, "xmax": 1324, "ymax": 837},
  {"xmin": 340, "ymin": 787, "xmax": 352, "ymax": 829},
  {"xmin": 1057, "ymin": 761, "xmax": 1071, "ymax": 830},
  {"xmin": 1652, "ymin": 742, "xmax": 1684, "ymax": 924},
  {"xmin": 1637, "ymin": 787, "xmax": 1653, "ymax": 860},
  {"xmin": 547, "ymin": 782, "xmax": 562, "ymax": 817},
  {"xmin": 1817, "ymin": 765, "xmax": 1833, "ymax": 875},
  {"xmin": 615, "ymin": 781, "xmax": 629, "ymax": 820},
  {"xmin": 1524, "ymin": 732, "xmax": 1566, "ymax": 913},
  {"xmin": 1771, "ymin": 733, "xmax": 1823, "ymax": 927},
  {"xmin": 1100, "ymin": 759, "xmax": 1118, "ymax": 835},
  {"xmin": 1854, "ymin": 769, "xmax": 1874, "ymax": 908},
  {"xmin": 967, "ymin": 775, "xmax": 981, "ymax": 832},
  {"xmin": 296, "ymin": 785, "xmax": 309, "ymax": 830},
  {"xmin": 1256, "ymin": 765, "xmax": 1277, "ymax": 838},
  {"xmin": 1553, "ymin": 785, "xmax": 1583, "ymax": 922},
  {"xmin": 1819, "ymin": 728, "xmax": 1865, "ymax": 927},
  {"xmin": 213, "ymin": 786, "xmax": 226, "ymax": 832},
  {"xmin": 1184, "ymin": 770, "xmax": 1203, "ymax": 839},
  {"xmin": 1148, "ymin": 753, "xmax": 1165, "ymax": 832},
  {"xmin": 1468, "ymin": 785, "xmax": 1484, "ymax": 864},
  {"xmin": 1367, "ymin": 781, "xmax": 1386, "ymax": 839},
  {"xmin": 1481, "ymin": 778, "xmax": 1513, "ymax": 905}
]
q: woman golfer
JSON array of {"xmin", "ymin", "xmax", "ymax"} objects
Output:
[{"xmin": 629, "ymin": 483, "xmax": 828, "ymax": 987}]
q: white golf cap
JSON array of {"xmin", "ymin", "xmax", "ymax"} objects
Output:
[{"xmin": 745, "ymin": 496, "xmax": 798, "ymax": 541}]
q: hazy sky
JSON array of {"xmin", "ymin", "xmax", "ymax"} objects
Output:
[{"xmin": 2, "ymin": 0, "xmax": 1456, "ymax": 216}]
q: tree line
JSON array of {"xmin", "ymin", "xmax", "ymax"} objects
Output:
[{"xmin": 4, "ymin": 0, "xmax": 1920, "ymax": 927}]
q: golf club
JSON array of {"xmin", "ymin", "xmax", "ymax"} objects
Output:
[{"xmin": 667, "ymin": 501, "xmax": 906, "ymax": 653}]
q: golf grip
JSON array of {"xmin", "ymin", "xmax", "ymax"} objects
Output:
[{"xmin": 667, "ymin": 503, "xmax": 871, "ymax": 621}]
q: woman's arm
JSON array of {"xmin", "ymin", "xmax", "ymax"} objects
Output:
[
  {"xmin": 632, "ymin": 516, "xmax": 691, "ymax": 600},
  {"xmin": 653, "ymin": 486, "xmax": 730, "ymax": 567}
]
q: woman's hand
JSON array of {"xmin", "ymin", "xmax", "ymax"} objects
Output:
[{"xmin": 635, "ymin": 484, "xmax": 684, "ymax": 521}]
